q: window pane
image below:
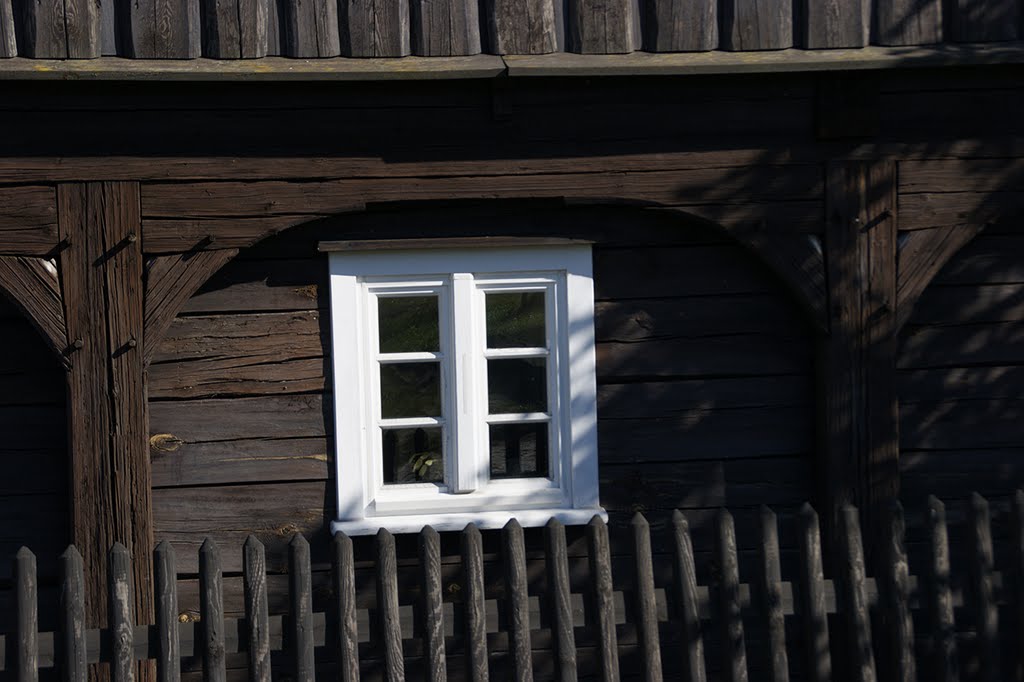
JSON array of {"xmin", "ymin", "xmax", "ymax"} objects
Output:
[
  {"xmin": 380, "ymin": 362, "xmax": 441, "ymax": 418},
  {"xmin": 382, "ymin": 427, "xmax": 443, "ymax": 484},
  {"xmin": 490, "ymin": 423, "xmax": 549, "ymax": 479},
  {"xmin": 488, "ymin": 358, "xmax": 547, "ymax": 414},
  {"xmin": 378, "ymin": 296, "xmax": 439, "ymax": 353},
  {"xmin": 486, "ymin": 292, "xmax": 546, "ymax": 348}
]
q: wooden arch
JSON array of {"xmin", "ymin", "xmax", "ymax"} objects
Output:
[
  {"xmin": 0, "ymin": 255, "xmax": 68, "ymax": 364},
  {"xmin": 142, "ymin": 199, "xmax": 828, "ymax": 364}
]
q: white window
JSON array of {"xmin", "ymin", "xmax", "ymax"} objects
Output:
[{"xmin": 324, "ymin": 239, "xmax": 604, "ymax": 535}]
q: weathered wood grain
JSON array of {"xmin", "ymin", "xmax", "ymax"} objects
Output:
[
  {"xmin": 802, "ymin": 0, "xmax": 868, "ymax": 48},
  {"xmin": 17, "ymin": 0, "xmax": 67, "ymax": 57},
  {"xmin": 545, "ymin": 519, "xmax": 576, "ymax": 680},
  {"xmin": 796, "ymin": 504, "xmax": 830, "ymax": 682},
  {"xmin": 896, "ymin": 224, "xmax": 985, "ymax": 333},
  {"xmin": 720, "ymin": 0, "xmax": 792, "ymax": 51},
  {"xmin": 242, "ymin": 537, "xmax": 270, "ymax": 682},
  {"xmin": 59, "ymin": 546, "xmax": 87, "ymax": 682},
  {"xmin": 567, "ymin": 0, "xmax": 640, "ymax": 53},
  {"xmin": 63, "ymin": 0, "xmax": 101, "ymax": 57},
  {"xmin": 968, "ymin": 493, "xmax": 1001, "ymax": 682},
  {"xmin": 587, "ymin": 516, "xmax": 619, "ymax": 681},
  {"xmin": 15, "ymin": 546, "xmax": 38, "ymax": 682},
  {"xmin": 873, "ymin": 0, "xmax": 941, "ymax": 46},
  {"xmin": 332, "ymin": 533, "xmax": 359, "ymax": 682},
  {"xmin": 502, "ymin": 520, "xmax": 532, "ymax": 682},
  {"xmin": 130, "ymin": 0, "xmax": 201, "ymax": 57},
  {"xmin": 143, "ymin": 249, "xmax": 239, "ymax": 366},
  {"xmin": 149, "ymin": 394, "xmax": 327, "ymax": 443},
  {"xmin": 289, "ymin": 535, "xmax": 314, "ymax": 682},
  {"xmin": 154, "ymin": 542, "xmax": 180, "ymax": 682},
  {"xmin": 898, "ymin": 190, "xmax": 1024, "ymax": 231},
  {"xmin": 0, "ymin": 0, "xmax": 16, "ymax": 56},
  {"xmin": 925, "ymin": 496, "xmax": 958, "ymax": 682},
  {"xmin": 462, "ymin": 524, "xmax": 489, "ymax": 682},
  {"xmin": 203, "ymin": 0, "xmax": 241, "ymax": 57},
  {"xmin": 237, "ymin": 0, "xmax": 267, "ymax": 56},
  {"xmin": 835, "ymin": 505, "xmax": 876, "ymax": 682},
  {"xmin": 1013, "ymin": 490, "xmax": 1024, "ymax": 682},
  {"xmin": 151, "ymin": 436, "xmax": 328, "ymax": 488},
  {"xmin": 0, "ymin": 185, "xmax": 58, "ymax": 256},
  {"xmin": 376, "ymin": 529, "xmax": 404, "ymax": 679},
  {"xmin": 411, "ymin": 0, "xmax": 480, "ymax": 56},
  {"xmin": 284, "ymin": 0, "xmax": 338, "ymax": 57},
  {"xmin": 109, "ymin": 543, "xmax": 134, "ymax": 682},
  {"xmin": 879, "ymin": 502, "xmax": 914, "ymax": 682},
  {"xmin": 712, "ymin": 509, "xmax": 747, "ymax": 682},
  {"xmin": 419, "ymin": 526, "xmax": 447, "ymax": 682},
  {"xmin": 756, "ymin": 506, "xmax": 788, "ymax": 682},
  {"xmin": 630, "ymin": 513, "xmax": 662, "ymax": 682},
  {"xmin": 59, "ymin": 182, "xmax": 152, "ymax": 632},
  {"xmin": 0, "ymin": 256, "xmax": 67, "ymax": 361},
  {"xmin": 339, "ymin": 0, "xmax": 409, "ymax": 57},
  {"xmin": 484, "ymin": 0, "xmax": 559, "ymax": 54},
  {"xmin": 671, "ymin": 511, "xmax": 706, "ymax": 682},
  {"xmin": 643, "ymin": 0, "xmax": 717, "ymax": 51},
  {"xmin": 951, "ymin": 0, "xmax": 1020, "ymax": 42},
  {"xmin": 819, "ymin": 161, "xmax": 898, "ymax": 544},
  {"xmin": 200, "ymin": 539, "xmax": 226, "ymax": 682}
]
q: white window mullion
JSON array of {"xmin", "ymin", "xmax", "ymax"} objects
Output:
[{"xmin": 450, "ymin": 273, "xmax": 479, "ymax": 494}]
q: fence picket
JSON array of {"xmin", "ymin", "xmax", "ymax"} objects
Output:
[
  {"xmin": 926, "ymin": 495, "xmax": 959, "ymax": 682},
  {"xmin": 376, "ymin": 528, "xmax": 404, "ymax": 681},
  {"xmin": 58, "ymin": 545, "xmax": 87, "ymax": 682},
  {"xmin": 545, "ymin": 518, "xmax": 577, "ymax": 680},
  {"xmin": 462, "ymin": 524, "xmax": 489, "ymax": 682},
  {"xmin": 713, "ymin": 508, "xmax": 747, "ymax": 682},
  {"xmin": 332, "ymin": 532, "xmax": 360, "ymax": 682},
  {"xmin": 632, "ymin": 512, "xmax": 663, "ymax": 682},
  {"xmin": 880, "ymin": 502, "xmax": 914, "ymax": 682},
  {"xmin": 243, "ymin": 536, "xmax": 271, "ymax": 682},
  {"xmin": 154, "ymin": 542, "xmax": 180, "ymax": 682},
  {"xmin": 756, "ymin": 506, "xmax": 788, "ymax": 682},
  {"xmin": 836, "ymin": 505, "xmax": 876, "ymax": 682},
  {"xmin": 109, "ymin": 543, "xmax": 134, "ymax": 682},
  {"xmin": 420, "ymin": 526, "xmax": 447, "ymax": 682},
  {"xmin": 672, "ymin": 510, "xmax": 706, "ymax": 682},
  {"xmin": 969, "ymin": 492, "xmax": 1001, "ymax": 682},
  {"xmin": 199, "ymin": 539, "xmax": 225, "ymax": 682},
  {"xmin": 502, "ymin": 519, "xmax": 532, "ymax": 682},
  {"xmin": 1013, "ymin": 490, "xmax": 1024, "ymax": 682},
  {"xmin": 797, "ymin": 503, "xmax": 831, "ymax": 682},
  {"xmin": 15, "ymin": 547, "xmax": 38, "ymax": 682},
  {"xmin": 588, "ymin": 515, "xmax": 620, "ymax": 681},
  {"xmin": 289, "ymin": 535, "xmax": 315, "ymax": 682}
]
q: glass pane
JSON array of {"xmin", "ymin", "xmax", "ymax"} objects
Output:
[
  {"xmin": 486, "ymin": 292, "xmax": 546, "ymax": 348},
  {"xmin": 380, "ymin": 362, "xmax": 441, "ymax": 419},
  {"xmin": 490, "ymin": 423, "xmax": 549, "ymax": 479},
  {"xmin": 382, "ymin": 427, "xmax": 443, "ymax": 484},
  {"xmin": 378, "ymin": 296, "xmax": 439, "ymax": 353},
  {"xmin": 488, "ymin": 358, "xmax": 547, "ymax": 414}
]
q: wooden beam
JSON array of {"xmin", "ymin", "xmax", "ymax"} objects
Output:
[
  {"xmin": 895, "ymin": 223, "xmax": 985, "ymax": 333},
  {"xmin": 0, "ymin": 256, "xmax": 67, "ymax": 362},
  {"xmin": 818, "ymin": 161, "xmax": 898, "ymax": 555},
  {"xmin": 143, "ymin": 249, "xmax": 239, "ymax": 366},
  {"xmin": 58, "ymin": 182, "xmax": 153, "ymax": 630},
  {"xmin": 0, "ymin": 185, "xmax": 59, "ymax": 256},
  {"xmin": 483, "ymin": 0, "xmax": 560, "ymax": 55}
]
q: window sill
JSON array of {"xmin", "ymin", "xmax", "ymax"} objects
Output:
[{"xmin": 331, "ymin": 507, "xmax": 607, "ymax": 536}]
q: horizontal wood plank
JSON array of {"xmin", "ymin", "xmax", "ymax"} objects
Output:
[{"xmin": 0, "ymin": 186, "xmax": 58, "ymax": 256}]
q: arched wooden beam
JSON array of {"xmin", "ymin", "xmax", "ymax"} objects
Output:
[
  {"xmin": 0, "ymin": 255, "xmax": 69, "ymax": 364},
  {"xmin": 143, "ymin": 249, "xmax": 240, "ymax": 366},
  {"xmin": 895, "ymin": 223, "xmax": 986, "ymax": 334}
]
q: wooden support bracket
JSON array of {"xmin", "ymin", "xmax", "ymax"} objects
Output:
[{"xmin": 0, "ymin": 256, "xmax": 68, "ymax": 364}]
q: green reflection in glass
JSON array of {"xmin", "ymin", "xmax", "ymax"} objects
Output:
[
  {"xmin": 380, "ymin": 362, "xmax": 441, "ymax": 418},
  {"xmin": 378, "ymin": 296, "xmax": 439, "ymax": 353},
  {"xmin": 487, "ymin": 358, "xmax": 547, "ymax": 414},
  {"xmin": 486, "ymin": 292, "xmax": 546, "ymax": 348},
  {"xmin": 489, "ymin": 422, "xmax": 549, "ymax": 479},
  {"xmin": 382, "ymin": 427, "xmax": 443, "ymax": 484}
]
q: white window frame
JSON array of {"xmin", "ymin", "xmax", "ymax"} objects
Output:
[{"xmin": 326, "ymin": 242, "xmax": 604, "ymax": 535}]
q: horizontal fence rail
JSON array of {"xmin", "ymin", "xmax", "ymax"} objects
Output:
[{"xmin": 4, "ymin": 493, "xmax": 1024, "ymax": 680}]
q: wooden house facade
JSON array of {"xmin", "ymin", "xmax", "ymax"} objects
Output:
[{"xmin": 0, "ymin": 0, "xmax": 1023, "ymax": 678}]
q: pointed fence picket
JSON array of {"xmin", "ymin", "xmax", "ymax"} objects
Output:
[{"xmin": 5, "ymin": 494, "xmax": 1024, "ymax": 681}]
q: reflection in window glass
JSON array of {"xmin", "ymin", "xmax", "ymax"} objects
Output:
[
  {"xmin": 380, "ymin": 362, "xmax": 441, "ymax": 418},
  {"xmin": 488, "ymin": 358, "xmax": 547, "ymax": 414},
  {"xmin": 486, "ymin": 292, "xmax": 546, "ymax": 348},
  {"xmin": 490, "ymin": 423, "xmax": 549, "ymax": 478},
  {"xmin": 382, "ymin": 427, "xmax": 443, "ymax": 484},
  {"xmin": 378, "ymin": 296, "xmax": 439, "ymax": 353}
]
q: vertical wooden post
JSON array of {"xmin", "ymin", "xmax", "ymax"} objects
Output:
[
  {"xmin": 818, "ymin": 161, "xmax": 898, "ymax": 553},
  {"xmin": 57, "ymin": 182, "xmax": 153, "ymax": 629}
]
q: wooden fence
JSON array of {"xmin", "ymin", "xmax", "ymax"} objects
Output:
[{"xmin": 3, "ymin": 493, "xmax": 1024, "ymax": 681}]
